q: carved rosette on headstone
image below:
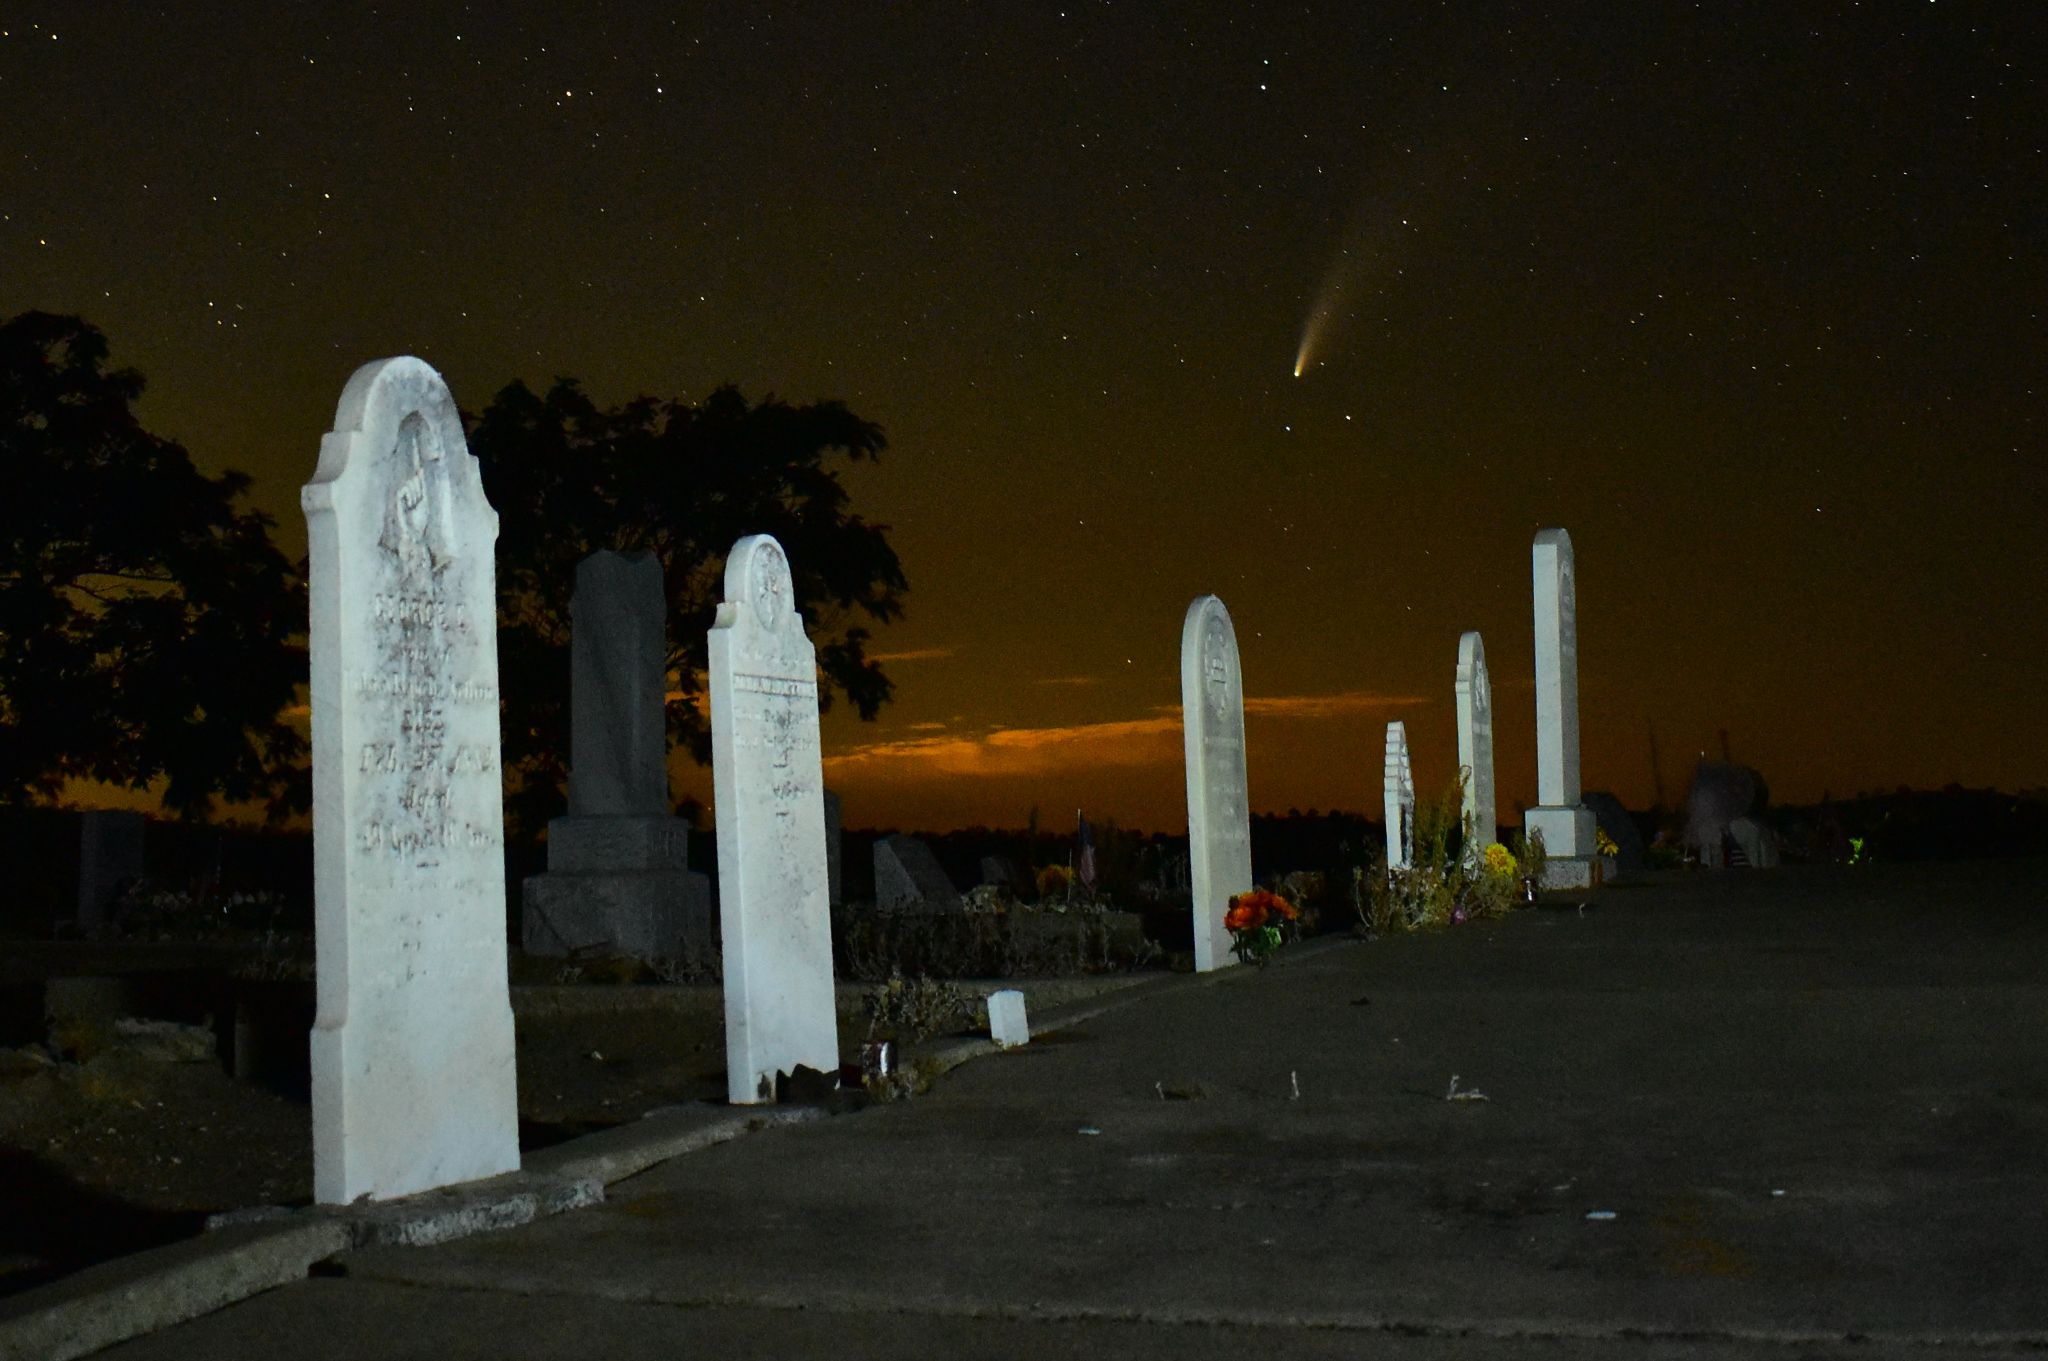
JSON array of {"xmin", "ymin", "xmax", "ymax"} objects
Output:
[
  {"xmin": 301, "ymin": 357, "xmax": 519, "ymax": 1204},
  {"xmin": 1180, "ymin": 595, "xmax": 1252, "ymax": 972},
  {"xmin": 1455, "ymin": 631, "xmax": 1497, "ymax": 858},
  {"xmin": 709, "ymin": 534, "xmax": 840, "ymax": 1103},
  {"xmin": 1525, "ymin": 527, "xmax": 1597, "ymax": 888},
  {"xmin": 1383, "ymin": 721, "xmax": 1416, "ymax": 871},
  {"xmin": 521, "ymin": 551, "xmax": 710, "ymax": 962}
]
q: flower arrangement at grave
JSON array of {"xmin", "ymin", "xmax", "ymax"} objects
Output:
[
  {"xmin": 1276, "ymin": 870, "xmax": 1327, "ymax": 933},
  {"xmin": 960, "ymin": 884, "xmax": 1008, "ymax": 915},
  {"xmin": 1224, "ymin": 888, "xmax": 1299, "ymax": 966},
  {"xmin": 1592, "ymin": 825, "xmax": 1621, "ymax": 884},
  {"xmin": 1365, "ymin": 775, "xmax": 1536, "ymax": 933},
  {"xmin": 1035, "ymin": 863, "xmax": 1074, "ymax": 902}
]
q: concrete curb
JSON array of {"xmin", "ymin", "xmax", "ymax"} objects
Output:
[
  {"xmin": 0, "ymin": 1104, "xmax": 823, "ymax": 1361},
  {"xmin": 0, "ymin": 938, "xmax": 1354, "ymax": 1361},
  {"xmin": 910, "ymin": 934, "xmax": 1359, "ymax": 1079}
]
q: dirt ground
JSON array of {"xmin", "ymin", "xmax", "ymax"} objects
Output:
[
  {"xmin": 0, "ymin": 964, "xmax": 1153, "ymax": 1299},
  {"xmin": 0, "ymin": 999, "xmax": 733, "ymax": 1298}
]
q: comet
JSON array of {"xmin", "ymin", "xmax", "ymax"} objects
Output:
[{"xmin": 1292, "ymin": 274, "xmax": 1343, "ymax": 379}]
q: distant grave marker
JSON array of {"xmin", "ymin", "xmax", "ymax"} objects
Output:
[
  {"xmin": 1525, "ymin": 527, "xmax": 1596, "ymax": 888},
  {"xmin": 1181, "ymin": 595, "xmax": 1251, "ymax": 972},
  {"xmin": 522, "ymin": 550, "xmax": 709, "ymax": 962},
  {"xmin": 1455, "ymin": 630, "xmax": 1497, "ymax": 855},
  {"xmin": 709, "ymin": 534, "xmax": 839, "ymax": 1104},
  {"xmin": 302, "ymin": 357, "xmax": 519, "ymax": 1204},
  {"xmin": 822, "ymin": 788, "xmax": 844, "ymax": 907},
  {"xmin": 1383, "ymin": 721, "xmax": 1415, "ymax": 870},
  {"xmin": 873, "ymin": 834, "xmax": 960, "ymax": 910},
  {"xmin": 76, "ymin": 810, "xmax": 145, "ymax": 936}
]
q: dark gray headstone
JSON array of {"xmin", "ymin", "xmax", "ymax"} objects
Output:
[
  {"xmin": 873, "ymin": 834, "xmax": 959, "ymax": 910},
  {"xmin": 77, "ymin": 810, "xmax": 145, "ymax": 935},
  {"xmin": 521, "ymin": 549, "xmax": 710, "ymax": 961},
  {"xmin": 1682, "ymin": 761, "xmax": 1763, "ymax": 869},
  {"xmin": 568, "ymin": 551, "xmax": 669, "ymax": 817},
  {"xmin": 979, "ymin": 855, "xmax": 1025, "ymax": 894},
  {"xmin": 822, "ymin": 789, "xmax": 843, "ymax": 907},
  {"xmin": 1582, "ymin": 791, "xmax": 1645, "ymax": 881}
]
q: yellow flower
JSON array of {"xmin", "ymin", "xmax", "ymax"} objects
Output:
[
  {"xmin": 1035, "ymin": 864, "xmax": 1073, "ymax": 897},
  {"xmin": 1596, "ymin": 828, "xmax": 1619, "ymax": 857},
  {"xmin": 1482, "ymin": 843, "xmax": 1516, "ymax": 876}
]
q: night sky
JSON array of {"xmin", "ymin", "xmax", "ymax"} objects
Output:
[{"xmin": 4, "ymin": 4, "xmax": 2042, "ymax": 832}]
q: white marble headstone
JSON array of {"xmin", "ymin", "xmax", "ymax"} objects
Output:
[
  {"xmin": 1180, "ymin": 595, "xmax": 1252, "ymax": 973},
  {"xmin": 1526, "ymin": 527, "xmax": 1596, "ymax": 881},
  {"xmin": 709, "ymin": 534, "xmax": 840, "ymax": 1103},
  {"xmin": 1455, "ymin": 631, "xmax": 1497, "ymax": 856},
  {"xmin": 302, "ymin": 357, "xmax": 519, "ymax": 1204},
  {"xmin": 1383, "ymin": 720, "xmax": 1416, "ymax": 871}
]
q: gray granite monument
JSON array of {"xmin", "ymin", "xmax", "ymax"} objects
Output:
[{"xmin": 522, "ymin": 550, "xmax": 710, "ymax": 961}]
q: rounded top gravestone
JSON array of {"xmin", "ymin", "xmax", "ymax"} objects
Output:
[
  {"xmin": 301, "ymin": 355, "xmax": 518, "ymax": 1206},
  {"xmin": 1456, "ymin": 630, "xmax": 1498, "ymax": 853},
  {"xmin": 709, "ymin": 533, "xmax": 839, "ymax": 1104},
  {"xmin": 1180, "ymin": 594, "xmax": 1250, "ymax": 973}
]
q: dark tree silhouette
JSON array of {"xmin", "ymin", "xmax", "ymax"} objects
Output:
[
  {"xmin": 469, "ymin": 378, "xmax": 906, "ymax": 837},
  {"xmin": 0, "ymin": 312, "xmax": 307, "ymax": 819}
]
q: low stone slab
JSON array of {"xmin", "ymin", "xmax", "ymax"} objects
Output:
[{"xmin": 987, "ymin": 990, "xmax": 1029, "ymax": 1047}]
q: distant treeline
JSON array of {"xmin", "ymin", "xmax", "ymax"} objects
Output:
[{"xmin": 4, "ymin": 785, "xmax": 2041, "ymax": 940}]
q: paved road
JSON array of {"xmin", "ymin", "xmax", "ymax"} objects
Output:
[{"xmin": 103, "ymin": 861, "xmax": 2048, "ymax": 1358}]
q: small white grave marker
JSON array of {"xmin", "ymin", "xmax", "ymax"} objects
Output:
[
  {"xmin": 302, "ymin": 357, "xmax": 519, "ymax": 1204},
  {"xmin": 709, "ymin": 534, "xmax": 840, "ymax": 1103},
  {"xmin": 987, "ymin": 989, "xmax": 1030, "ymax": 1048},
  {"xmin": 1180, "ymin": 595, "xmax": 1252, "ymax": 972}
]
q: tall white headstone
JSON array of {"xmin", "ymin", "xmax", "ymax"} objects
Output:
[
  {"xmin": 1525, "ymin": 527, "xmax": 1596, "ymax": 888},
  {"xmin": 302, "ymin": 357, "xmax": 519, "ymax": 1204},
  {"xmin": 709, "ymin": 534, "xmax": 839, "ymax": 1103},
  {"xmin": 1455, "ymin": 631, "xmax": 1497, "ymax": 856},
  {"xmin": 1180, "ymin": 595, "xmax": 1252, "ymax": 972},
  {"xmin": 1382, "ymin": 721, "xmax": 1416, "ymax": 870}
]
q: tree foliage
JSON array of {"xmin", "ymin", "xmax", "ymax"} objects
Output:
[
  {"xmin": 469, "ymin": 378, "xmax": 906, "ymax": 837},
  {"xmin": 0, "ymin": 311, "xmax": 307, "ymax": 819}
]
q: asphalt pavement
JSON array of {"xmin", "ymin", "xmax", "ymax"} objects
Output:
[{"xmin": 68, "ymin": 860, "xmax": 2048, "ymax": 1357}]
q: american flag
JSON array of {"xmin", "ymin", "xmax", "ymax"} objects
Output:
[{"xmin": 1076, "ymin": 810, "xmax": 1096, "ymax": 894}]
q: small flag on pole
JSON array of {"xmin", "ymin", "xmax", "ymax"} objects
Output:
[{"xmin": 1076, "ymin": 810, "xmax": 1097, "ymax": 895}]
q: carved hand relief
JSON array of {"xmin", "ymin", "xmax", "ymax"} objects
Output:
[
  {"xmin": 379, "ymin": 414, "xmax": 450, "ymax": 581},
  {"xmin": 1203, "ymin": 614, "xmax": 1234, "ymax": 721},
  {"xmin": 752, "ymin": 539, "xmax": 790, "ymax": 630}
]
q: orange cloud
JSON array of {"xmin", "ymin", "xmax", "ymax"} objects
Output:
[
  {"xmin": 1033, "ymin": 675, "xmax": 1100, "ymax": 687},
  {"xmin": 825, "ymin": 715, "xmax": 1181, "ymax": 780},
  {"xmin": 869, "ymin": 646, "xmax": 957, "ymax": 663},
  {"xmin": 1242, "ymin": 689, "xmax": 1429, "ymax": 718}
]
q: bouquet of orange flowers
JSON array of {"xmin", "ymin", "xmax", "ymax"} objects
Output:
[{"xmin": 1224, "ymin": 888, "xmax": 1299, "ymax": 966}]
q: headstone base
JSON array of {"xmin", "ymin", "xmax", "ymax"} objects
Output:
[
  {"xmin": 1538, "ymin": 855, "xmax": 1595, "ymax": 891},
  {"xmin": 545, "ymin": 814, "xmax": 690, "ymax": 872},
  {"xmin": 1525, "ymin": 804, "xmax": 1596, "ymax": 858},
  {"xmin": 1526, "ymin": 805, "xmax": 1597, "ymax": 891},
  {"xmin": 521, "ymin": 870, "xmax": 711, "ymax": 960}
]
